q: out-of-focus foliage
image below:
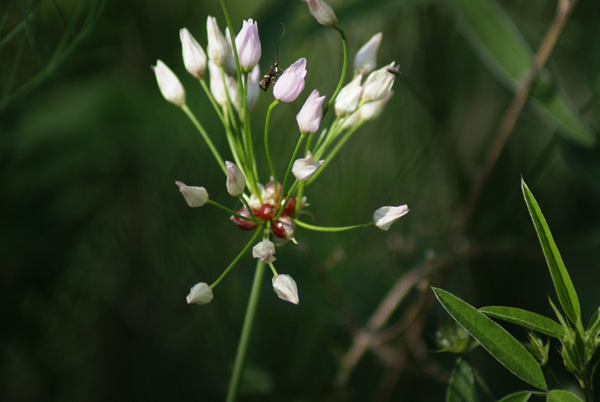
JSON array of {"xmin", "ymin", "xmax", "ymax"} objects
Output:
[{"xmin": 1, "ymin": 0, "xmax": 599, "ymax": 401}]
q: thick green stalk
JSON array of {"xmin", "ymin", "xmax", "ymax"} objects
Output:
[
  {"xmin": 225, "ymin": 259, "xmax": 267, "ymax": 402},
  {"xmin": 181, "ymin": 104, "xmax": 226, "ymax": 175}
]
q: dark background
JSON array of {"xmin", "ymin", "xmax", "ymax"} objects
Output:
[{"xmin": 2, "ymin": 0, "xmax": 600, "ymax": 400}]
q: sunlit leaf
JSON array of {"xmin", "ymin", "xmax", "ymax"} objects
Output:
[
  {"xmin": 479, "ymin": 306, "xmax": 564, "ymax": 339},
  {"xmin": 447, "ymin": 358, "xmax": 477, "ymax": 402},
  {"xmin": 521, "ymin": 179, "xmax": 581, "ymax": 325},
  {"xmin": 433, "ymin": 288, "xmax": 547, "ymax": 390},
  {"xmin": 457, "ymin": 0, "xmax": 596, "ymax": 148}
]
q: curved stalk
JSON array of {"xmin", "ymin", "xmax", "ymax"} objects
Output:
[
  {"xmin": 323, "ymin": 24, "xmax": 348, "ymax": 117},
  {"xmin": 295, "ymin": 219, "xmax": 372, "ymax": 232}
]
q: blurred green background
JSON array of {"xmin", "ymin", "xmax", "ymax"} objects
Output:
[{"xmin": 2, "ymin": 0, "xmax": 600, "ymax": 401}]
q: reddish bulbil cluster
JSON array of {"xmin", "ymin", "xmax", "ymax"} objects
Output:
[{"xmin": 231, "ymin": 182, "xmax": 298, "ymax": 240}]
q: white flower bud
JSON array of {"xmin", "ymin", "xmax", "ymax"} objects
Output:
[
  {"xmin": 362, "ymin": 62, "xmax": 397, "ymax": 103},
  {"xmin": 292, "ymin": 151, "xmax": 325, "ymax": 181},
  {"xmin": 225, "ymin": 161, "xmax": 246, "ymax": 197},
  {"xmin": 175, "ymin": 181, "xmax": 209, "ymax": 207},
  {"xmin": 373, "ymin": 205, "xmax": 409, "ymax": 231},
  {"xmin": 272, "ymin": 274, "xmax": 299, "ymax": 304},
  {"xmin": 180, "ymin": 28, "xmax": 207, "ymax": 79},
  {"xmin": 152, "ymin": 60, "xmax": 186, "ymax": 106},
  {"xmin": 252, "ymin": 240, "xmax": 276, "ymax": 264},
  {"xmin": 186, "ymin": 282, "xmax": 213, "ymax": 305},
  {"xmin": 207, "ymin": 16, "xmax": 231, "ymax": 66},
  {"xmin": 354, "ymin": 32, "xmax": 382, "ymax": 75},
  {"xmin": 301, "ymin": 0, "xmax": 338, "ymax": 27},
  {"xmin": 335, "ymin": 75, "xmax": 363, "ymax": 117},
  {"xmin": 208, "ymin": 60, "xmax": 227, "ymax": 106},
  {"xmin": 359, "ymin": 91, "xmax": 392, "ymax": 120}
]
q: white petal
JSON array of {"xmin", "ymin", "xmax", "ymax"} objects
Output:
[
  {"xmin": 373, "ymin": 205, "xmax": 409, "ymax": 230},
  {"xmin": 272, "ymin": 274, "xmax": 299, "ymax": 304},
  {"xmin": 252, "ymin": 240, "xmax": 276, "ymax": 264},
  {"xmin": 186, "ymin": 282, "xmax": 213, "ymax": 305},
  {"xmin": 292, "ymin": 151, "xmax": 325, "ymax": 181},
  {"xmin": 175, "ymin": 181, "xmax": 209, "ymax": 207}
]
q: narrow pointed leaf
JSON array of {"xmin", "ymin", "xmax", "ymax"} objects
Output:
[
  {"xmin": 433, "ymin": 288, "xmax": 547, "ymax": 390},
  {"xmin": 479, "ymin": 306, "xmax": 564, "ymax": 339},
  {"xmin": 587, "ymin": 306, "xmax": 600, "ymax": 335},
  {"xmin": 522, "ymin": 180, "xmax": 581, "ymax": 324},
  {"xmin": 447, "ymin": 358, "xmax": 477, "ymax": 402},
  {"xmin": 498, "ymin": 391, "xmax": 533, "ymax": 402},
  {"xmin": 457, "ymin": 0, "xmax": 596, "ymax": 147},
  {"xmin": 546, "ymin": 390, "xmax": 584, "ymax": 402}
]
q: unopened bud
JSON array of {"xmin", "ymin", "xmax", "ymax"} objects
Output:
[{"xmin": 272, "ymin": 274, "xmax": 300, "ymax": 304}]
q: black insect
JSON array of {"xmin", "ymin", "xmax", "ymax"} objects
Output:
[
  {"xmin": 259, "ymin": 25, "xmax": 285, "ymax": 91},
  {"xmin": 387, "ymin": 65, "xmax": 401, "ymax": 76}
]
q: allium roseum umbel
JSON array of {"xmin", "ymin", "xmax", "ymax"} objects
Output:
[{"xmin": 153, "ymin": 3, "xmax": 408, "ymax": 306}]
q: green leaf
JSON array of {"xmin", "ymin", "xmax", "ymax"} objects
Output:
[
  {"xmin": 433, "ymin": 288, "xmax": 547, "ymax": 390},
  {"xmin": 587, "ymin": 306, "xmax": 600, "ymax": 335},
  {"xmin": 546, "ymin": 390, "xmax": 584, "ymax": 402},
  {"xmin": 457, "ymin": 0, "xmax": 596, "ymax": 148},
  {"xmin": 447, "ymin": 358, "xmax": 477, "ymax": 402},
  {"xmin": 497, "ymin": 391, "xmax": 533, "ymax": 402},
  {"xmin": 479, "ymin": 306, "xmax": 564, "ymax": 339},
  {"xmin": 521, "ymin": 179, "xmax": 581, "ymax": 325}
]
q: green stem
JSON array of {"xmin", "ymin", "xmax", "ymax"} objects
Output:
[
  {"xmin": 323, "ymin": 24, "xmax": 348, "ymax": 117},
  {"xmin": 280, "ymin": 135, "xmax": 305, "ymax": 203},
  {"xmin": 210, "ymin": 226, "xmax": 263, "ymax": 289},
  {"xmin": 309, "ymin": 120, "xmax": 365, "ymax": 185},
  {"xmin": 264, "ymin": 100, "xmax": 280, "ymax": 192},
  {"xmin": 181, "ymin": 104, "xmax": 226, "ymax": 175},
  {"xmin": 225, "ymin": 259, "xmax": 267, "ymax": 402},
  {"xmin": 206, "ymin": 199, "xmax": 257, "ymax": 223},
  {"xmin": 295, "ymin": 219, "xmax": 372, "ymax": 232}
]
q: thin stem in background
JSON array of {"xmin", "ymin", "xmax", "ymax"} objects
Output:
[
  {"xmin": 264, "ymin": 100, "xmax": 280, "ymax": 194},
  {"xmin": 225, "ymin": 259, "xmax": 267, "ymax": 402},
  {"xmin": 455, "ymin": 0, "xmax": 580, "ymax": 237},
  {"xmin": 181, "ymin": 104, "xmax": 227, "ymax": 175},
  {"xmin": 323, "ymin": 24, "xmax": 349, "ymax": 117}
]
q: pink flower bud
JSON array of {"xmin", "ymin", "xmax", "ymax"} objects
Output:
[
  {"xmin": 373, "ymin": 205, "xmax": 409, "ymax": 231},
  {"xmin": 231, "ymin": 207, "xmax": 259, "ymax": 230},
  {"xmin": 273, "ymin": 58, "xmax": 307, "ymax": 103},
  {"xmin": 354, "ymin": 32, "xmax": 382, "ymax": 75},
  {"xmin": 301, "ymin": 0, "xmax": 338, "ymax": 27},
  {"xmin": 296, "ymin": 89, "xmax": 326, "ymax": 133},
  {"xmin": 272, "ymin": 274, "xmax": 299, "ymax": 304},
  {"xmin": 235, "ymin": 19, "xmax": 261, "ymax": 72},
  {"xmin": 226, "ymin": 161, "xmax": 246, "ymax": 197},
  {"xmin": 152, "ymin": 60, "xmax": 186, "ymax": 106},
  {"xmin": 180, "ymin": 28, "xmax": 207, "ymax": 79},
  {"xmin": 271, "ymin": 216, "xmax": 295, "ymax": 239}
]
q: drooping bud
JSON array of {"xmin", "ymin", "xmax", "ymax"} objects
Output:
[
  {"xmin": 301, "ymin": 0, "xmax": 338, "ymax": 27},
  {"xmin": 152, "ymin": 60, "xmax": 186, "ymax": 106},
  {"xmin": 335, "ymin": 74, "xmax": 363, "ymax": 117},
  {"xmin": 354, "ymin": 32, "xmax": 382, "ymax": 75},
  {"xmin": 273, "ymin": 58, "xmax": 307, "ymax": 103},
  {"xmin": 175, "ymin": 181, "xmax": 209, "ymax": 207},
  {"xmin": 373, "ymin": 205, "xmax": 409, "ymax": 230},
  {"xmin": 180, "ymin": 28, "xmax": 207, "ymax": 79},
  {"xmin": 296, "ymin": 89, "xmax": 326, "ymax": 134},
  {"xmin": 272, "ymin": 274, "xmax": 300, "ymax": 304},
  {"xmin": 292, "ymin": 151, "xmax": 325, "ymax": 181},
  {"xmin": 186, "ymin": 282, "xmax": 213, "ymax": 305},
  {"xmin": 362, "ymin": 62, "xmax": 397, "ymax": 103},
  {"xmin": 235, "ymin": 19, "xmax": 261, "ymax": 72},
  {"xmin": 231, "ymin": 207, "xmax": 259, "ymax": 230},
  {"xmin": 252, "ymin": 240, "xmax": 276, "ymax": 264},
  {"xmin": 207, "ymin": 16, "xmax": 230, "ymax": 66},
  {"xmin": 226, "ymin": 161, "xmax": 246, "ymax": 197}
]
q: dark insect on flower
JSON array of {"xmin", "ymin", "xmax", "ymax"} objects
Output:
[
  {"xmin": 387, "ymin": 66, "xmax": 401, "ymax": 76},
  {"xmin": 259, "ymin": 24, "xmax": 285, "ymax": 91}
]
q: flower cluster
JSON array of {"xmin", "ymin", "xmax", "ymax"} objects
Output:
[{"xmin": 153, "ymin": 0, "xmax": 409, "ymax": 307}]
